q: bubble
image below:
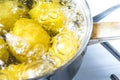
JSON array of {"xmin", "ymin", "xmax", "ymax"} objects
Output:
[
  {"xmin": 48, "ymin": 11, "xmax": 58, "ymax": 19},
  {"xmin": 22, "ymin": 60, "xmax": 54, "ymax": 79}
]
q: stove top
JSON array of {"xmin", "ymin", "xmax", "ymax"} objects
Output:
[
  {"xmin": 74, "ymin": 0, "xmax": 120, "ymax": 80},
  {"xmin": 74, "ymin": 44, "xmax": 120, "ymax": 80}
]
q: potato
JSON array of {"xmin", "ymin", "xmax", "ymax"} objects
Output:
[
  {"xmin": 0, "ymin": 37, "xmax": 9, "ymax": 64},
  {"xmin": 49, "ymin": 31, "xmax": 79, "ymax": 67},
  {"xmin": 29, "ymin": 1, "xmax": 66, "ymax": 33},
  {"xmin": 6, "ymin": 18, "xmax": 50, "ymax": 63},
  {"xmin": 0, "ymin": 64, "xmax": 27, "ymax": 80},
  {"xmin": 0, "ymin": 1, "xmax": 29, "ymax": 35},
  {"xmin": 0, "ymin": 60, "xmax": 54, "ymax": 79}
]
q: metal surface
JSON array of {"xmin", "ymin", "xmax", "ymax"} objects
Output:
[
  {"xmin": 110, "ymin": 74, "xmax": 120, "ymax": 80},
  {"xmin": 74, "ymin": 44, "xmax": 120, "ymax": 80},
  {"xmin": 101, "ymin": 42, "xmax": 120, "ymax": 61},
  {"xmin": 93, "ymin": 3, "xmax": 120, "ymax": 22}
]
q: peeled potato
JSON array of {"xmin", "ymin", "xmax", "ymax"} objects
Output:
[
  {"xmin": 49, "ymin": 31, "xmax": 79, "ymax": 67},
  {"xmin": 0, "ymin": 1, "xmax": 29, "ymax": 35},
  {"xmin": 0, "ymin": 37, "xmax": 9, "ymax": 63},
  {"xmin": 0, "ymin": 60, "xmax": 54, "ymax": 80},
  {"xmin": 29, "ymin": 1, "xmax": 65, "ymax": 33},
  {"xmin": 6, "ymin": 18, "xmax": 50, "ymax": 63},
  {"xmin": 0, "ymin": 64, "xmax": 27, "ymax": 80}
]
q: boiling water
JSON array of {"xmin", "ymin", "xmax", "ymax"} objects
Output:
[{"xmin": 0, "ymin": 0, "xmax": 85, "ymax": 79}]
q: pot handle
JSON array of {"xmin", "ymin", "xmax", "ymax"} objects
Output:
[{"xmin": 89, "ymin": 22, "xmax": 120, "ymax": 45}]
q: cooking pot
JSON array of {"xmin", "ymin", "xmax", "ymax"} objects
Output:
[
  {"xmin": 0, "ymin": 0, "xmax": 120, "ymax": 80},
  {"xmin": 32, "ymin": 0, "xmax": 120, "ymax": 79},
  {"xmin": 28, "ymin": 0, "xmax": 93, "ymax": 79}
]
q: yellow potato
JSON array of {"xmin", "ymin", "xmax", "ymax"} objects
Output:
[
  {"xmin": 6, "ymin": 18, "xmax": 50, "ymax": 63},
  {"xmin": 0, "ymin": 1, "xmax": 29, "ymax": 35},
  {"xmin": 0, "ymin": 60, "xmax": 55, "ymax": 80},
  {"xmin": 0, "ymin": 37, "xmax": 9, "ymax": 63},
  {"xmin": 29, "ymin": 1, "xmax": 66, "ymax": 33},
  {"xmin": 49, "ymin": 31, "xmax": 80, "ymax": 67},
  {"xmin": 0, "ymin": 64, "xmax": 27, "ymax": 80}
]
